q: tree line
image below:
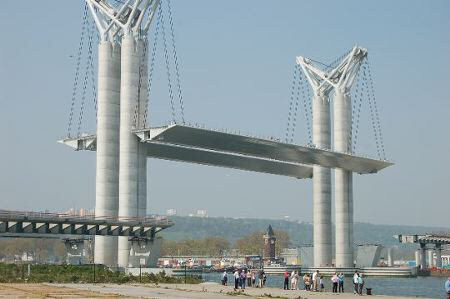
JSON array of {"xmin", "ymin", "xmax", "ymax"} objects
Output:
[{"xmin": 161, "ymin": 230, "xmax": 291, "ymax": 257}]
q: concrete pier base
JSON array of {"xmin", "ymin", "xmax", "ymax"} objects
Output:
[
  {"xmin": 419, "ymin": 244, "xmax": 426, "ymax": 270},
  {"xmin": 64, "ymin": 239, "xmax": 86, "ymax": 265},
  {"xmin": 427, "ymin": 249, "xmax": 434, "ymax": 268},
  {"xmin": 128, "ymin": 237, "xmax": 162, "ymax": 268},
  {"xmin": 435, "ymin": 244, "xmax": 442, "ymax": 268}
]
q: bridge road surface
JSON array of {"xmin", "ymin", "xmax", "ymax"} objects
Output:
[{"xmin": 5, "ymin": 283, "xmax": 424, "ymax": 299}]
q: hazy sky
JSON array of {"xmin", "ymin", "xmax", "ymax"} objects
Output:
[{"xmin": 0, "ymin": 1, "xmax": 449, "ymax": 228}]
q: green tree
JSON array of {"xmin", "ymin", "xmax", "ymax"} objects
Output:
[
  {"xmin": 234, "ymin": 230, "xmax": 290, "ymax": 256},
  {"xmin": 161, "ymin": 237, "xmax": 230, "ymax": 256}
]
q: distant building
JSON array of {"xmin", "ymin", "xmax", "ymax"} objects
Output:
[
  {"xmin": 64, "ymin": 208, "xmax": 94, "ymax": 217},
  {"xmin": 280, "ymin": 246, "xmax": 314, "ymax": 266},
  {"xmin": 196, "ymin": 210, "xmax": 207, "ymax": 218},
  {"xmin": 166, "ymin": 209, "xmax": 177, "ymax": 216},
  {"xmin": 263, "ymin": 225, "xmax": 276, "ymax": 262}
]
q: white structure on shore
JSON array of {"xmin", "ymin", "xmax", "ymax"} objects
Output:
[
  {"xmin": 297, "ymin": 46, "xmax": 368, "ymax": 267},
  {"xmin": 297, "ymin": 58, "xmax": 334, "ymax": 267},
  {"xmin": 85, "ymin": 0, "xmax": 160, "ymax": 267}
]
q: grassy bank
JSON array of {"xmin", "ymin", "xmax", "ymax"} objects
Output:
[{"xmin": 0, "ymin": 263, "xmax": 201, "ymax": 284}]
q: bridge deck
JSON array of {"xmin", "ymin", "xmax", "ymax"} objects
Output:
[
  {"xmin": 395, "ymin": 234, "xmax": 450, "ymax": 245},
  {"xmin": 0, "ymin": 210, "xmax": 173, "ymax": 238},
  {"xmin": 59, "ymin": 124, "xmax": 393, "ymax": 177}
]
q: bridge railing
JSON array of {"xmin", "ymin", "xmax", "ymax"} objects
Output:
[{"xmin": 0, "ymin": 210, "xmax": 173, "ymax": 227}]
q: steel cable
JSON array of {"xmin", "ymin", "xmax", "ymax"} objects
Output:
[
  {"xmin": 67, "ymin": 3, "xmax": 88, "ymax": 137},
  {"xmin": 159, "ymin": 4, "xmax": 177, "ymax": 123},
  {"xmin": 362, "ymin": 66, "xmax": 382, "ymax": 159},
  {"xmin": 133, "ymin": 38, "xmax": 148, "ymax": 129},
  {"xmin": 285, "ymin": 65, "xmax": 298, "ymax": 143},
  {"xmin": 290, "ymin": 67, "xmax": 302, "ymax": 144},
  {"xmin": 167, "ymin": 0, "xmax": 185, "ymax": 124},
  {"xmin": 143, "ymin": 9, "xmax": 161, "ymax": 128},
  {"xmin": 77, "ymin": 16, "xmax": 95, "ymax": 137},
  {"xmin": 365, "ymin": 58, "xmax": 386, "ymax": 160},
  {"xmin": 351, "ymin": 73, "xmax": 364, "ymax": 154}
]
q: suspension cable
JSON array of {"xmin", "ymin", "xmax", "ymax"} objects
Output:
[
  {"xmin": 285, "ymin": 64, "xmax": 298, "ymax": 143},
  {"xmin": 290, "ymin": 67, "xmax": 302, "ymax": 144},
  {"xmin": 133, "ymin": 38, "xmax": 149, "ymax": 129},
  {"xmin": 77, "ymin": 16, "xmax": 95, "ymax": 136},
  {"xmin": 298, "ymin": 66, "xmax": 313, "ymax": 146},
  {"xmin": 159, "ymin": 3, "xmax": 177, "ymax": 123},
  {"xmin": 89, "ymin": 20, "xmax": 98, "ymax": 123},
  {"xmin": 351, "ymin": 72, "xmax": 364, "ymax": 154},
  {"xmin": 167, "ymin": 0, "xmax": 185, "ymax": 124},
  {"xmin": 67, "ymin": 2, "xmax": 88, "ymax": 137},
  {"xmin": 143, "ymin": 9, "xmax": 161, "ymax": 128},
  {"xmin": 365, "ymin": 57, "xmax": 386, "ymax": 160},
  {"xmin": 362, "ymin": 65, "xmax": 381, "ymax": 159}
]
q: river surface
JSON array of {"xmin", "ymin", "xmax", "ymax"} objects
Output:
[{"xmin": 202, "ymin": 272, "xmax": 448, "ymax": 298}]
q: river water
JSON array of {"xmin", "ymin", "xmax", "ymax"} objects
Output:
[{"xmin": 202, "ymin": 273, "xmax": 448, "ymax": 298}]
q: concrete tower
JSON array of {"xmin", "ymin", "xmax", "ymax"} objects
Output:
[
  {"xmin": 331, "ymin": 46, "xmax": 367, "ymax": 267},
  {"xmin": 86, "ymin": 0, "xmax": 160, "ymax": 267},
  {"xmin": 297, "ymin": 57, "xmax": 334, "ymax": 267},
  {"xmin": 86, "ymin": 0, "xmax": 123, "ymax": 266},
  {"xmin": 116, "ymin": 0, "xmax": 159, "ymax": 268}
]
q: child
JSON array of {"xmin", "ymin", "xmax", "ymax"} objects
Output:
[{"xmin": 320, "ymin": 275, "xmax": 324, "ymax": 292}]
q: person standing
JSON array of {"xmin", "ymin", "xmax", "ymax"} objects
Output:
[
  {"xmin": 338, "ymin": 272, "xmax": 344, "ymax": 293},
  {"xmin": 302, "ymin": 273, "xmax": 309, "ymax": 290},
  {"xmin": 251, "ymin": 271, "xmax": 256, "ymax": 287},
  {"xmin": 320, "ymin": 275, "xmax": 325, "ymax": 292},
  {"xmin": 294, "ymin": 271, "xmax": 300, "ymax": 290},
  {"xmin": 358, "ymin": 274, "xmax": 365, "ymax": 295},
  {"xmin": 234, "ymin": 269, "xmax": 239, "ymax": 290},
  {"xmin": 290, "ymin": 270, "xmax": 296, "ymax": 290},
  {"xmin": 312, "ymin": 270, "xmax": 319, "ymax": 291},
  {"xmin": 247, "ymin": 270, "xmax": 252, "ymax": 287},
  {"xmin": 331, "ymin": 272, "xmax": 339, "ymax": 293},
  {"xmin": 283, "ymin": 271, "xmax": 290, "ymax": 290},
  {"xmin": 241, "ymin": 270, "xmax": 247, "ymax": 289},
  {"xmin": 222, "ymin": 271, "xmax": 228, "ymax": 286},
  {"xmin": 445, "ymin": 276, "xmax": 450, "ymax": 299},
  {"xmin": 259, "ymin": 270, "xmax": 264, "ymax": 288},
  {"xmin": 353, "ymin": 271, "xmax": 359, "ymax": 294}
]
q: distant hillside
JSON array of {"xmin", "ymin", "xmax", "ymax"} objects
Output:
[{"xmin": 160, "ymin": 216, "xmax": 449, "ymax": 247}]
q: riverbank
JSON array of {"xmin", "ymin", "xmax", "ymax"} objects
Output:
[{"xmin": 51, "ymin": 282, "xmax": 433, "ymax": 298}]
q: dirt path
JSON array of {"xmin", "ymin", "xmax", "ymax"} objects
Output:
[{"xmin": 0, "ymin": 283, "xmax": 126, "ymax": 298}]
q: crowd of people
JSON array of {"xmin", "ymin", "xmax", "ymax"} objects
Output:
[
  {"xmin": 221, "ymin": 269, "xmax": 369, "ymax": 295},
  {"xmin": 221, "ymin": 269, "xmax": 267, "ymax": 290}
]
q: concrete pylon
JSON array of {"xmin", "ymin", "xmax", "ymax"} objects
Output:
[
  {"xmin": 435, "ymin": 244, "xmax": 442, "ymax": 268},
  {"xmin": 312, "ymin": 92, "xmax": 332, "ymax": 267},
  {"xmin": 118, "ymin": 35, "xmax": 148, "ymax": 267},
  {"xmin": 427, "ymin": 249, "xmax": 434, "ymax": 268},
  {"xmin": 296, "ymin": 58, "xmax": 334, "ymax": 267},
  {"xmin": 415, "ymin": 250, "xmax": 420, "ymax": 268},
  {"xmin": 94, "ymin": 41, "xmax": 121, "ymax": 266},
  {"xmin": 330, "ymin": 46, "xmax": 367, "ymax": 268},
  {"xmin": 387, "ymin": 247, "xmax": 394, "ymax": 267},
  {"xmin": 419, "ymin": 243, "xmax": 427, "ymax": 270},
  {"xmin": 334, "ymin": 90, "xmax": 354, "ymax": 267},
  {"xmin": 85, "ymin": 0, "xmax": 160, "ymax": 267}
]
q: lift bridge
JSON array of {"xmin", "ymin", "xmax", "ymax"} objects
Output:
[
  {"xmin": 1, "ymin": 0, "xmax": 394, "ymax": 269},
  {"xmin": 61, "ymin": 124, "xmax": 391, "ymax": 177}
]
